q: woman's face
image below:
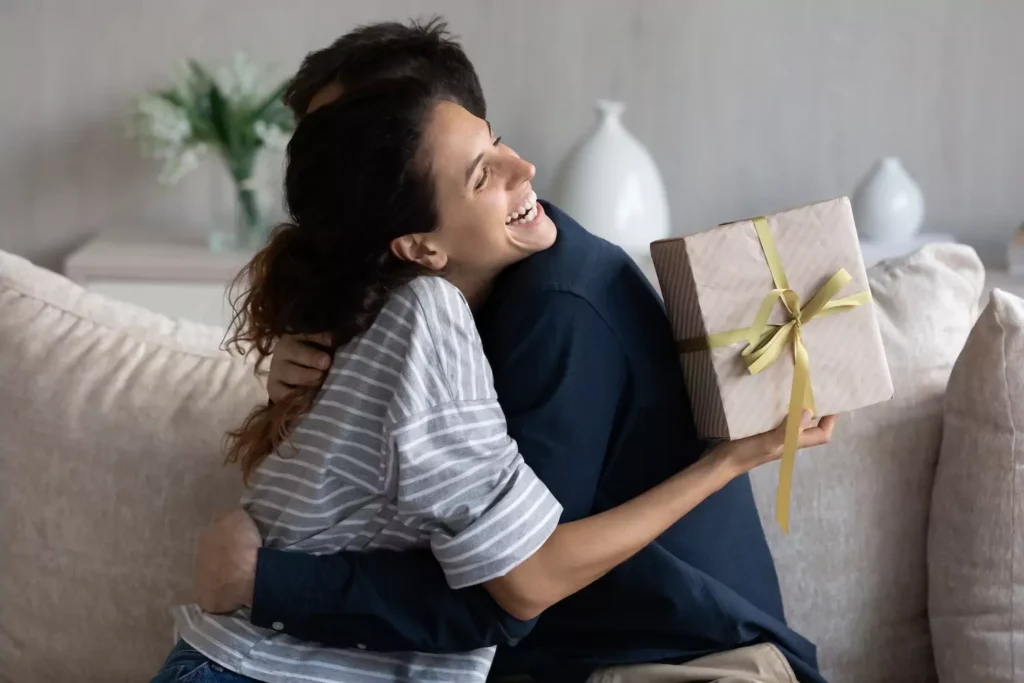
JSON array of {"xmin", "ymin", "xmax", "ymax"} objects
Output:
[{"xmin": 414, "ymin": 101, "xmax": 557, "ymax": 280}]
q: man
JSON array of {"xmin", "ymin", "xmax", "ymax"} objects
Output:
[{"xmin": 196, "ymin": 19, "xmax": 826, "ymax": 683}]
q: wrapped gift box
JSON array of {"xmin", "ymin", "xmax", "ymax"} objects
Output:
[{"xmin": 651, "ymin": 197, "xmax": 893, "ymax": 529}]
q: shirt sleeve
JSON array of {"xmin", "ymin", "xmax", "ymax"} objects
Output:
[
  {"xmin": 391, "ymin": 399, "xmax": 563, "ymax": 589},
  {"xmin": 250, "ymin": 546, "xmax": 537, "ymax": 651}
]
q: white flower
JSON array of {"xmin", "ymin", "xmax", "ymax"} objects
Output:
[
  {"xmin": 129, "ymin": 94, "xmax": 207, "ymax": 185},
  {"xmin": 157, "ymin": 144, "xmax": 209, "ymax": 185},
  {"xmin": 254, "ymin": 121, "xmax": 291, "ymax": 152},
  {"xmin": 130, "ymin": 54, "xmax": 292, "ymax": 187},
  {"xmin": 130, "ymin": 95, "xmax": 191, "ymax": 150},
  {"xmin": 215, "ymin": 52, "xmax": 272, "ymax": 104}
]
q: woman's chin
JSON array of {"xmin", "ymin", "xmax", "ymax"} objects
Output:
[{"xmin": 506, "ymin": 203, "xmax": 556, "ymax": 253}]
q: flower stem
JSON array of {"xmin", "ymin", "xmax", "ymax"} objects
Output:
[{"xmin": 236, "ymin": 183, "xmax": 261, "ymax": 233}]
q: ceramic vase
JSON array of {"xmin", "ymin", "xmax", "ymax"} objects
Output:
[
  {"xmin": 851, "ymin": 157, "xmax": 925, "ymax": 242},
  {"xmin": 550, "ymin": 100, "xmax": 670, "ymax": 262}
]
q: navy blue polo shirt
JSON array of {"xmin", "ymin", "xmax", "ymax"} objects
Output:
[{"xmin": 251, "ymin": 202, "xmax": 822, "ymax": 683}]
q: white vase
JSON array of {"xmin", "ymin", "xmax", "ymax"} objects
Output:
[
  {"xmin": 551, "ymin": 100, "xmax": 670, "ymax": 265},
  {"xmin": 851, "ymin": 157, "xmax": 925, "ymax": 242}
]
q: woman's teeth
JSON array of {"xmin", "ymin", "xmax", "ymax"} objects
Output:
[
  {"xmin": 511, "ymin": 206, "xmax": 537, "ymax": 224},
  {"xmin": 505, "ymin": 191, "xmax": 539, "ymax": 225}
]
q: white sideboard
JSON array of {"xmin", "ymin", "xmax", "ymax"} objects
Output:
[
  {"xmin": 65, "ymin": 233, "xmax": 1024, "ymax": 329},
  {"xmin": 64, "ymin": 234, "xmax": 253, "ymax": 329}
]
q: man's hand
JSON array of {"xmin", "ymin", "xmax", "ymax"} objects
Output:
[
  {"xmin": 714, "ymin": 410, "xmax": 838, "ymax": 477},
  {"xmin": 267, "ymin": 332, "xmax": 333, "ymax": 404},
  {"xmin": 195, "ymin": 508, "xmax": 262, "ymax": 614}
]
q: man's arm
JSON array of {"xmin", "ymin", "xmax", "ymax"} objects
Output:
[
  {"xmin": 251, "ymin": 547, "xmax": 536, "ymax": 650},
  {"xmin": 244, "ymin": 292, "xmax": 625, "ymax": 650}
]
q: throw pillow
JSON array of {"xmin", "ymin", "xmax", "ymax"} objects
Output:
[
  {"xmin": 0, "ymin": 250, "xmax": 264, "ymax": 682},
  {"xmin": 929, "ymin": 288, "xmax": 1024, "ymax": 683}
]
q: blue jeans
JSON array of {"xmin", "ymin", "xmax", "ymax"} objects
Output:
[{"xmin": 150, "ymin": 640, "xmax": 258, "ymax": 683}]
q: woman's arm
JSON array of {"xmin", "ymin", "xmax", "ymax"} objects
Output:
[{"xmin": 485, "ymin": 411, "xmax": 835, "ymax": 620}]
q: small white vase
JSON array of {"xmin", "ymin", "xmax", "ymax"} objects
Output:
[
  {"xmin": 550, "ymin": 100, "xmax": 670, "ymax": 261},
  {"xmin": 851, "ymin": 157, "xmax": 925, "ymax": 242}
]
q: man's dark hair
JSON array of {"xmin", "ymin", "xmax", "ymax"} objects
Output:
[{"xmin": 284, "ymin": 17, "xmax": 486, "ymax": 120}]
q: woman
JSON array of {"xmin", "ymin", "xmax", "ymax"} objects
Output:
[{"xmin": 153, "ymin": 77, "xmax": 833, "ymax": 683}]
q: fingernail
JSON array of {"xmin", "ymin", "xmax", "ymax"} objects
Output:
[
  {"xmin": 319, "ymin": 358, "xmax": 330, "ymax": 370},
  {"xmin": 800, "ymin": 410, "xmax": 813, "ymax": 426}
]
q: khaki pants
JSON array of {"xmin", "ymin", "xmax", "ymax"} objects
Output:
[{"xmin": 585, "ymin": 644, "xmax": 797, "ymax": 683}]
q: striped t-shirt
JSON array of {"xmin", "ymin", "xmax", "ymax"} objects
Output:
[{"xmin": 172, "ymin": 276, "xmax": 563, "ymax": 683}]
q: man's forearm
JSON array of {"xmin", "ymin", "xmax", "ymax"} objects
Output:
[{"xmin": 250, "ymin": 547, "xmax": 536, "ymax": 651}]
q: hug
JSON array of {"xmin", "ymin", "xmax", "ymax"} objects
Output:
[{"xmin": 152, "ymin": 18, "xmax": 835, "ymax": 683}]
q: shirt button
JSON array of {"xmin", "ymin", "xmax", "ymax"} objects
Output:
[
  {"xmin": 272, "ymin": 621, "xmax": 284, "ymax": 631},
  {"xmin": 356, "ymin": 643, "xmax": 367, "ymax": 650},
  {"xmin": 210, "ymin": 664, "xmax": 224, "ymax": 673}
]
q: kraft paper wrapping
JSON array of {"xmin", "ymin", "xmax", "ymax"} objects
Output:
[{"xmin": 651, "ymin": 197, "xmax": 893, "ymax": 530}]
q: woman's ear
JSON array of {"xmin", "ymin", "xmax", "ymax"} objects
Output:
[{"xmin": 390, "ymin": 234, "xmax": 448, "ymax": 271}]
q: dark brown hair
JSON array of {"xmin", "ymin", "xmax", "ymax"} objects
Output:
[
  {"xmin": 225, "ymin": 78, "xmax": 463, "ymax": 482},
  {"xmin": 283, "ymin": 17, "xmax": 486, "ymax": 120}
]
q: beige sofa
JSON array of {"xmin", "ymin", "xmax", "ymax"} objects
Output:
[{"xmin": 1, "ymin": 245, "xmax": 1022, "ymax": 683}]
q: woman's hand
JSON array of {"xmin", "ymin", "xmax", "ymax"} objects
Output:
[
  {"xmin": 712, "ymin": 410, "xmax": 837, "ymax": 478},
  {"xmin": 266, "ymin": 333, "xmax": 333, "ymax": 403}
]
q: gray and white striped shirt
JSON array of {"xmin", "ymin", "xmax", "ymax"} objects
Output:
[{"xmin": 173, "ymin": 276, "xmax": 563, "ymax": 683}]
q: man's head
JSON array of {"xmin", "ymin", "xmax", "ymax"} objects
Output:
[
  {"xmin": 283, "ymin": 17, "xmax": 486, "ymax": 119},
  {"xmin": 277, "ymin": 17, "xmax": 554, "ymax": 289}
]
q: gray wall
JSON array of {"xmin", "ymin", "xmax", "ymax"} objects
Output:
[{"xmin": 2, "ymin": 0, "xmax": 1022, "ymax": 270}]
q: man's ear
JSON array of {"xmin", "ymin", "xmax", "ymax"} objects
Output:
[{"xmin": 390, "ymin": 234, "xmax": 448, "ymax": 271}]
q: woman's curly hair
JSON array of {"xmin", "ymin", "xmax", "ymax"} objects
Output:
[{"xmin": 224, "ymin": 78, "xmax": 461, "ymax": 483}]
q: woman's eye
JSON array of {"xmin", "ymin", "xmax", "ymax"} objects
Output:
[
  {"xmin": 474, "ymin": 167, "xmax": 489, "ymax": 191},
  {"xmin": 493, "ymin": 136, "xmax": 503, "ymax": 147}
]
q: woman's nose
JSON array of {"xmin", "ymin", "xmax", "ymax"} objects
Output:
[{"xmin": 506, "ymin": 155, "xmax": 536, "ymax": 187}]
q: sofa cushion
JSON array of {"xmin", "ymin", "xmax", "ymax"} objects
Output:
[
  {"xmin": 929, "ymin": 288, "xmax": 1024, "ymax": 683},
  {"xmin": 750, "ymin": 244, "xmax": 984, "ymax": 683},
  {"xmin": 0, "ymin": 250, "xmax": 263, "ymax": 682}
]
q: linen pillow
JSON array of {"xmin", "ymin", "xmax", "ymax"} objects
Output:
[
  {"xmin": 750, "ymin": 244, "xmax": 984, "ymax": 683},
  {"xmin": 0, "ymin": 250, "xmax": 264, "ymax": 682},
  {"xmin": 929, "ymin": 288, "xmax": 1024, "ymax": 683}
]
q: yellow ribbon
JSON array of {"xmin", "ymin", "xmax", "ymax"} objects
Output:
[{"xmin": 679, "ymin": 217, "xmax": 872, "ymax": 533}]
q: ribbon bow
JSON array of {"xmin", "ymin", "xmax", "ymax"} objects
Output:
[{"xmin": 679, "ymin": 217, "xmax": 871, "ymax": 533}]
